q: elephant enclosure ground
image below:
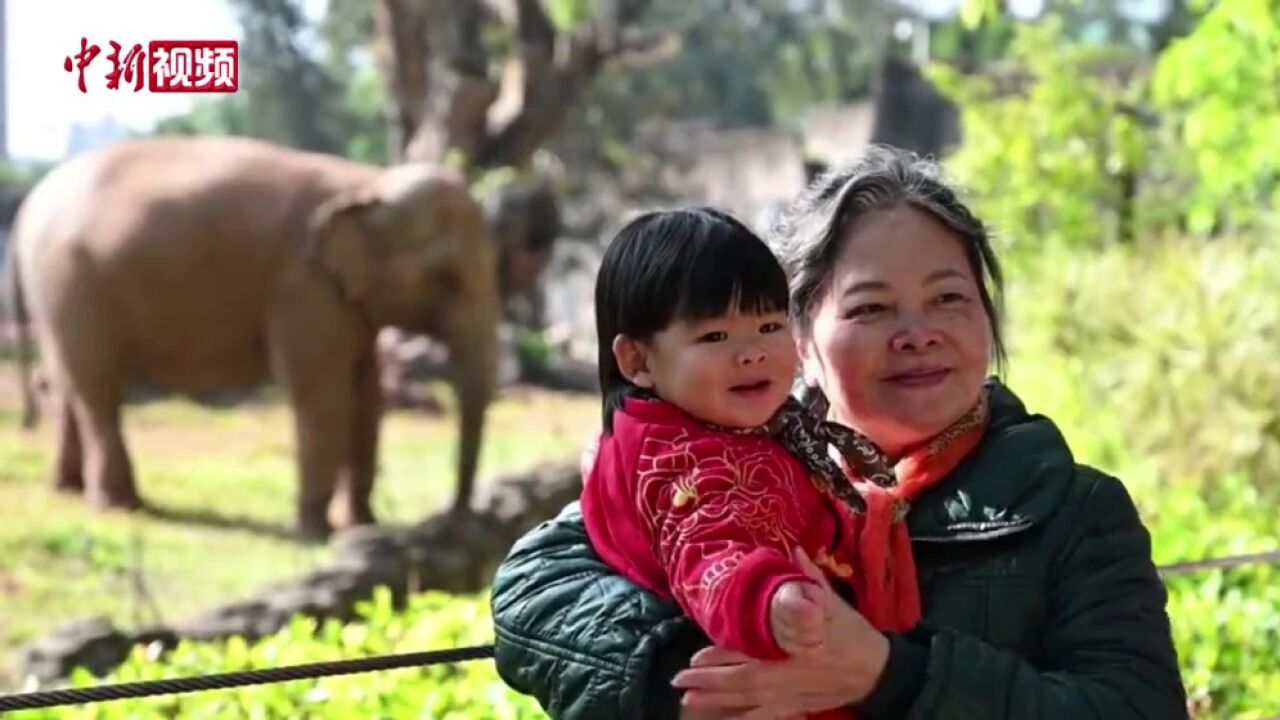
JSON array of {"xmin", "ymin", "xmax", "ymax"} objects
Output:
[{"xmin": 0, "ymin": 359, "xmax": 600, "ymax": 689}]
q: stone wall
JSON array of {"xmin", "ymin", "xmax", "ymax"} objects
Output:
[
  {"xmin": 656, "ymin": 125, "xmax": 810, "ymax": 231},
  {"xmin": 19, "ymin": 462, "xmax": 585, "ymax": 684},
  {"xmin": 800, "ymin": 101, "xmax": 878, "ymax": 167},
  {"xmin": 538, "ymin": 241, "xmax": 606, "ymax": 372}
]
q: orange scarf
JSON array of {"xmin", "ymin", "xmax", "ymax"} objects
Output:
[{"xmin": 841, "ymin": 395, "xmax": 990, "ymax": 632}]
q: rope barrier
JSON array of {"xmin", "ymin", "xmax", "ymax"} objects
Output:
[
  {"xmin": 0, "ymin": 644, "xmax": 493, "ymax": 713},
  {"xmin": 1156, "ymin": 549, "xmax": 1280, "ymax": 577},
  {"xmin": 0, "ymin": 548, "xmax": 1275, "ymax": 713}
]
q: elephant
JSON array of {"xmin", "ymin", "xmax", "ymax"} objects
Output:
[{"xmin": 5, "ymin": 135, "xmax": 548, "ymax": 540}]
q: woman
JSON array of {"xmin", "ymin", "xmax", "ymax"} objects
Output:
[{"xmin": 489, "ymin": 145, "xmax": 1187, "ymax": 719}]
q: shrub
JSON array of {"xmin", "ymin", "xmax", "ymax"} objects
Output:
[
  {"xmin": 929, "ymin": 0, "xmax": 1280, "ymax": 255},
  {"xmin": 13, "ymin": 589, "xmax": 543, "ymax": 720},
  {"xmin": 927, "ymin": 17, "xmax": 1153, "ymax": 253},
  {"xmin": 1006, "ymin": 238, "xmax": 1280, "ymax": 501},
  {"xmin": 14, "ymin": 224, "xmax": 1280, "ymax": 720},
  {"xmin": 1005, "ymin": 239, "xmax": 1280, "ymax": 719}
]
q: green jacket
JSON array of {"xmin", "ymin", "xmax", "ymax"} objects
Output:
[{"xmin": 490, "ymin": 382, "xmax": 1187, "ymax": 719}]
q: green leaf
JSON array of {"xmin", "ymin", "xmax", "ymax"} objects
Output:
[
  {"xmin": 958, "ymin": 0, "xmax": 998, "ymax": 30},
  {"xmin": 546, "ymin": 0, "xmax": 596, "ymax": 32}
]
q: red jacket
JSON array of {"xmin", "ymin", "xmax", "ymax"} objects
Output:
[{"xmin": 580, "ymin": 395, "xmax": 863, "ymax": 663}]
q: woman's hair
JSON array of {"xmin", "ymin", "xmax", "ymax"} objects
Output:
[
  {"xmin": 769, "ymin": 144, "xmax": 1007, "ymax": 373},
  {"xmin": 595, "ymin": 207, "xmax": 790, "ymax": 432}
]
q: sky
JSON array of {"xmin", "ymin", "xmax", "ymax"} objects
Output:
[
  {"xmin": 3, "ymin": 0, "xmax": 250, "ymax": 162},
  {"xmin": 903, "ymin": 0, "xmax": 1168, "ymax": 21}
]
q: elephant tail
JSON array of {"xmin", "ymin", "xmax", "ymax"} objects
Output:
[{"xmin": 2, "ymin": 233, "xmax": 38, "ymax": 430}]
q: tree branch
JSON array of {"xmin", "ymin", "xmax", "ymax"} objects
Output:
[
  {"xmin": 380, "ymin": 0, "xmax": 658, "ymax": 171},
  {"xmin": 475, "ymin": 0, "xmax": 655, "ymax": 170},
  {"xmin": 374, "ymin": 0, "xmax": 432, "ymax": 160},
  {"xmin": 514, "ymin": 0, "xmax": 556, "ymax": 52},
  {"xmin": 437, "ymin": 0, "xmax": 500, "ymax": 163}
]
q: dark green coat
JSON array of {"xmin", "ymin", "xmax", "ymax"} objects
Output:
[{"xmin": 490, "ymin": 382, "xmax": 1187, "ymax": 719}]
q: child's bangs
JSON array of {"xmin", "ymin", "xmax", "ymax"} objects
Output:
[{"xmin": 674, "ymin": 237, "xmax": 790, "ymax": 322}]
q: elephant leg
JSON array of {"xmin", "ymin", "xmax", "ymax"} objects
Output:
[
  {"xmin": 271, "ymin": 351, "xmax": 356, "ymax": 541},
  {"xmin": 52, "ymin": 393, "xmax": 84, "ymax": 494},
  {"xmin": 329, "ymin": 353, "xmax": 380, "ymax": 531},
  {"xmin": 40, "ymin": 315, "xmax": 139, "ymax": 509},
  {"xmin": 289, "ymin": 392, "xmax": 353, "ymax": 541},
  {"xmin": 70, "ymin": 388, "xmax": 140, "ymax": 511}
]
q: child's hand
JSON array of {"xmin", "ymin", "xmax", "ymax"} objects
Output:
[{"xmin": 769, "ymin": 580, "xmax": 825, "ymax": 656}]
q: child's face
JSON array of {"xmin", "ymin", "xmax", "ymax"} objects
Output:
[{"xmin": 618, "ymin": 309, "xmax": 798, "ymax": 428}]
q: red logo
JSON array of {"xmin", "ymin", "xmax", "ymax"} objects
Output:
[
  {"xmin": 63, "ymin": 38, "xmax": 239, "ymax": 94},
  {"xmin": 148, "ymin": 41, "xmax": 239, "ymax": 93}
]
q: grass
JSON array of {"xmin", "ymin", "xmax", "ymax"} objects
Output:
[{"xmin": 0, "ymin": 365, "xmax": 600, "ymax": 690}]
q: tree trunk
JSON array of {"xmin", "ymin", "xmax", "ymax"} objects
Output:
[
  {"xmin": 372, "ymin": 0, "xmax": 432, "ymax": 162},
  {"xmin": 376, "ymin": 0, "xmax": 654, "ymax": 173}
]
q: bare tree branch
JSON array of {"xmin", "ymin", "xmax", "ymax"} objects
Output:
[
  {"xmin": 374, "ymin": 0, "xmax": 431, "ymax": 161},
  {"xmin": 514, "ymin": 0, "xmax": 557, "ymax": 51},
  {"xmin": 475, "ymin": 0, "xmax": 654, "ymax": 170},
  {"xmin": 381, "ymin": 0, "xmax": 657, "ymax": 171},
  {"xmin": 434, "ymin": 0, "xmax": 499, "ymax": 163}
]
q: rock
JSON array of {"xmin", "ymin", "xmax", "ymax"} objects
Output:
[
  {"xmin": 20, "ymin": 617, "xmax": 132, "ymax": 682},
  {"xmin": 131, "ymin": 626, "xmax": 179, "ymax": 655},
  {"xmin": 174, "ymin": 599, "xmax": 270, "ymax": 642},
  {"xmin": 19, "ymin": 460, "xmax": 584, "ymax": 682},
  {"xmin": 132, "ymin": 626, "xmax": 180, "ymax": 663},
  {"xmin": 408, "ymin": 545, "xmax": 476, "ymax": 594},
  {"xmin": 266, "ymin": 585, "xmax": 324, "ymax": 622},
  {"xmin": 331, "ymin": 526, "xmax": 411, "ymax": 607},
  {"xmin": 303, "ymin": 568, "xmax": 370, "ymax": 622}
]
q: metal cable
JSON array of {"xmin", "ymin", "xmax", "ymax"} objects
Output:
[
  {"xmin": 0, "ymin": 644, "xmax": 494, "ymax": 712},
  {"xmin": 1157, "ymin": 549, "xmax": 1280, "ymax": 577},
  {"xmin": 0, "ymin": 549, "xmax": 1277, "ymax": 712}
]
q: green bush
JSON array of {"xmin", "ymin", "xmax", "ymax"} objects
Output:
[
  {"xmin": 929, "ymin": 0, "xmax": 1280, "ymax": 254},
  {"xmin": 16, "ymin": 500, "xmax": 1277, "ymax": 719},
  {"xmin": 1004, "ymin": 239, "xmax": 1280, "ymax": 719},
  {"xmin": 1006, "ymin": 238, "xmax": 1280, "ymax": 501},
  {"xmin": 1143, "ymin": 473, "xmax": 1280, "ymax": 719},
  {"xmin": 928, "ymin": 17, "xmax": 1153, "ymax": 253},
  {"xmin": 1150, "ymin": 0, "xmax": 1280, "ymax": 236},
  {"xmin": 12, "ymin": 589, "xmax": 544, "ymax": 720},
  {"xmin": 11, "ymin": 238, "xmax": 1280, "ymax": 718}
]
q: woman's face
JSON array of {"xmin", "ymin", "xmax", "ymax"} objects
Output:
[{"xmin": 800, "ymin": 205, "xmax": 992, "ymax": 457}]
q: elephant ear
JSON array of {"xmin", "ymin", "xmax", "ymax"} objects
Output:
[{"xmin": 308, "ymin": 192, "xmax": 377, "ymax": 303}]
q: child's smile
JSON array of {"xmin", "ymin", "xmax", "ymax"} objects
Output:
[{"xmin": 631, "ymin": 309, "xmax": 798, "ymax": 428}]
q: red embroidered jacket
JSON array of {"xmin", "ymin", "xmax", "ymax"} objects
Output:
[{"xmin": 581, "ymin": 396, "xmax": 863, "ymax": 661}]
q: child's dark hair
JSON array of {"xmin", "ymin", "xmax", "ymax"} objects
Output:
[{"xmin": 595, "ymin": 206, "xmax": 790, "ymax": 432}]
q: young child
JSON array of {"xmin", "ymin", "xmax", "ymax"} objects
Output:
[{"xmin": 579, "ymin": 207, "xmax": 893, "ymax": 718}]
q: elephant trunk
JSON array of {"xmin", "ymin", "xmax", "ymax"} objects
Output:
[{"xmin": 449, "ymin": 302, "xmax": 498, "ymax": 514}]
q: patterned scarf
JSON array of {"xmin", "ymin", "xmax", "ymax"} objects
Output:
[{"xmin": 743, "ymin": 386, "xmax": 990, "ymax": 632}]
